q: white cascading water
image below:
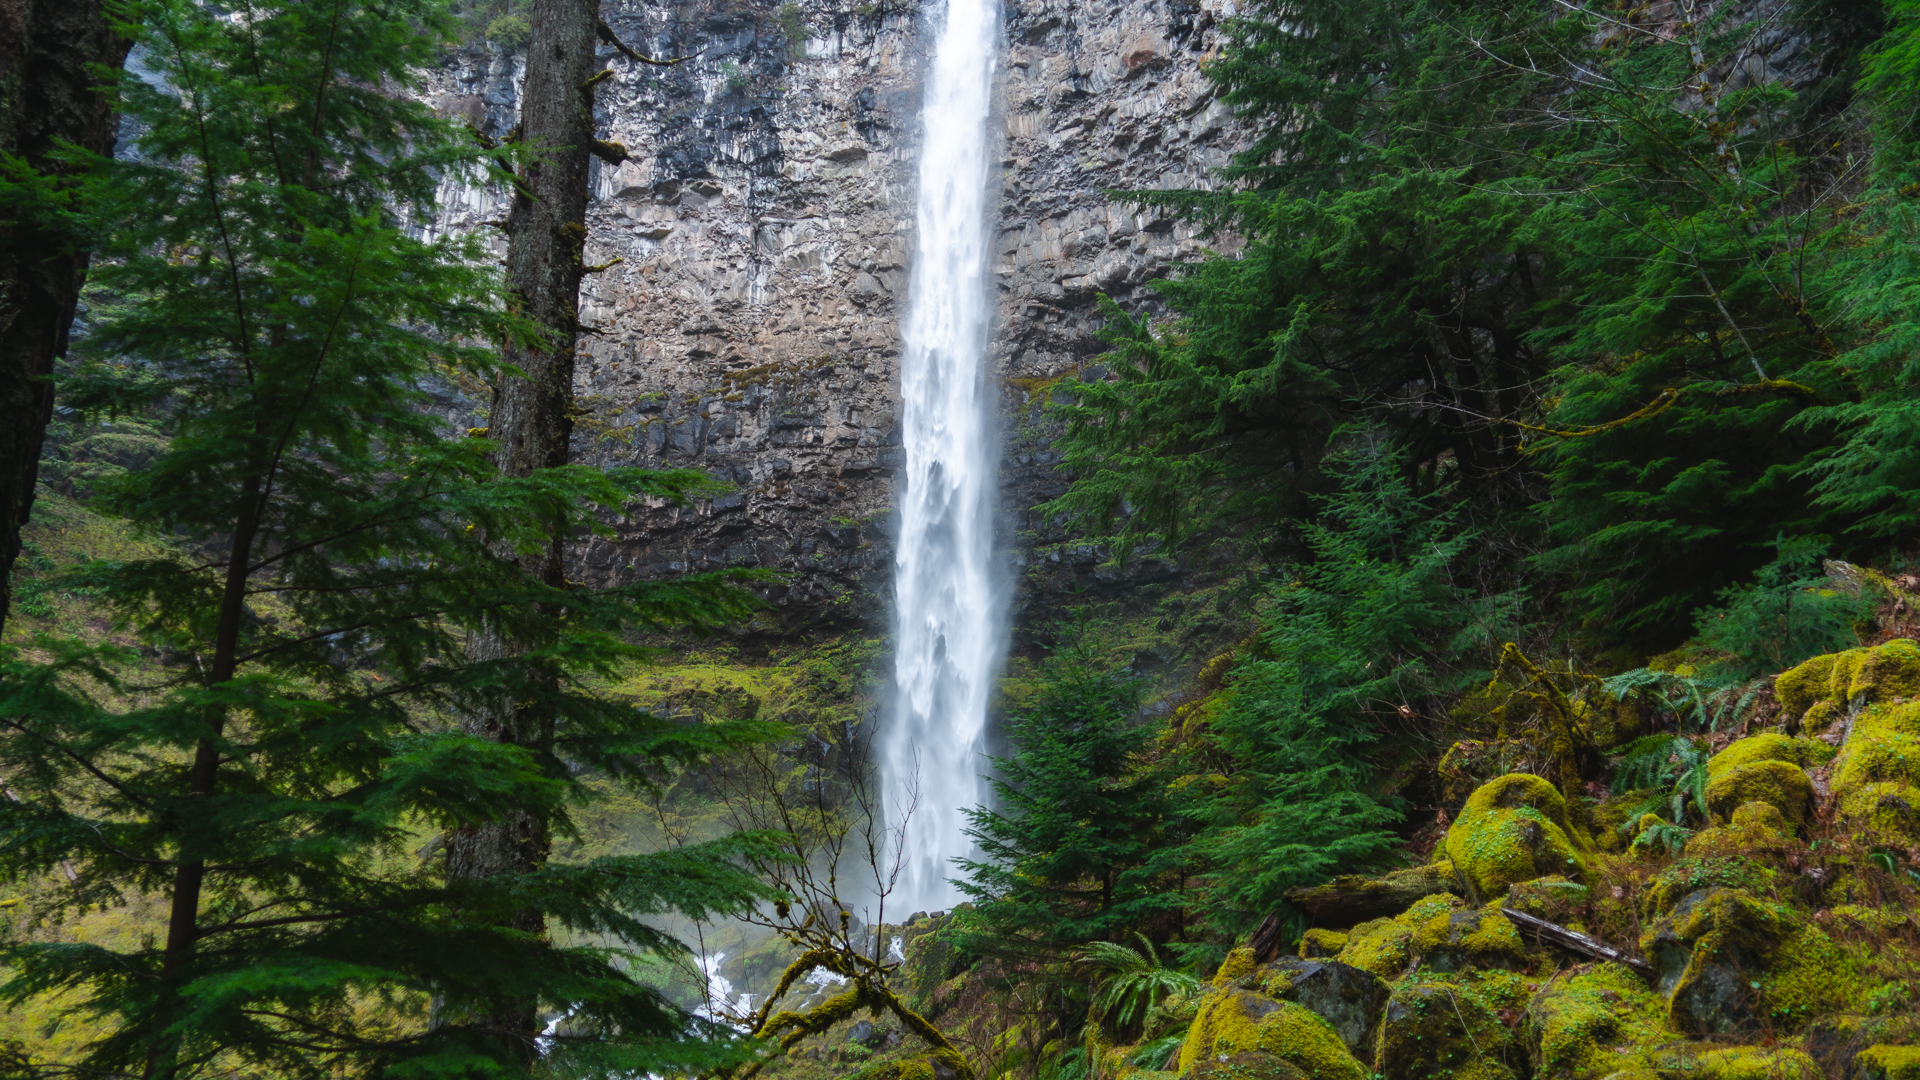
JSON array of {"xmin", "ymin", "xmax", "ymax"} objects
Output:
[{"xmin": 885, "ymin": 0, "xmax": 1002, "ymax": 913}]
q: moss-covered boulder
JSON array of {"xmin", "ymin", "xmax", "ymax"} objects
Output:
[
  {"xmin": 1857, "ymin": 1045, "xmax": 1920, "ymax": 1080},
  {"xmin": 1705, "ymin": 759, "xmax": 1816, "ymax": 824},
  {"xmin": 1832, "ymin": 701, "xmax": 1920, "ymax": 842},
  {"xmin": 1258, "ymin": 957, "xmax": 1390, "ymax": 1060},
  {"xmin": 1640, "ymin": 856, "xmax": 1777, "ymax": 916},
  {"xmin": 1184, "ymin": 1052, "xmax": 1306, "ymax": 1080},
  {"xmin": 1685, "ymin": 802, "xmax": 1796, "ymax": 859},
  {"xmin": 1445, "ymin": 774, "xmax": 1589, "ymax": 901},
  {"xmin": 1502, "ymin": 876, "xmax": 1591, "ymax": 924},
  {"xmin": 1706, "ymin": 734, "xmax": 1834, "ymax": 778},
  {"xmin": 1177, "ymin": 988, "xmax": 1367, "ymax": 1080},
  {"xmin": 1523, "ymin": 963, "xmax": 1667, "ymax": 1080},
  {"xmin": 1775, "ymin": 640, "xmax": 1920, "ymax": 731},
  {"xmin": 1641, "ymin": 888, "xmax": 1797, "ymax": 1034},
  {"xmin": 1333, "ymin": 893, "xmax": 1463, "ymax": 978},
  {"xmin": 1298, "ymin": 929, "xmax": 1347, "ymax": 959},
  {"xmin": 1373, "ymin": 980, "xmax": 1518, "ymax": 1080},
  {"xmin": 1692, "ymin": 1046, "xmax": 1820, "ymax": 1079},
  {"xmin": 1410, "ymin": 906, "xmax": 1526, "ymax": 973}
]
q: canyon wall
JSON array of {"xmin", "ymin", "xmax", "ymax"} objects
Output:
[{"xmin": 422, "ymin": 0, "xmax": 1239, "ymax": 636}]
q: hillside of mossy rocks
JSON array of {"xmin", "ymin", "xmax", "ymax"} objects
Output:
[{"xmin": 813, "ymin": 638, "xmax": 1920, "ymax": 1080}]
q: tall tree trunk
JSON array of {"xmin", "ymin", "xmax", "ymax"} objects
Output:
[
  {"xmin": 0, "ymin": 0, "xmax": 132, "ymax": 634},
  {"xmin": 443, "ymin": 0, "xmax": 597, "ymax": 1056}
]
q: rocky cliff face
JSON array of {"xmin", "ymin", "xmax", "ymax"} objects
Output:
[{"xmin": 421, "ymin": 0, "xmax": 1238, "ymax": 636}]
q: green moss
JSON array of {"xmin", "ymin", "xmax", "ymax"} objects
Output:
[
  {"xmin": 1335, "ymin": 918, "xmax": 1413, "ymax": 978},
  {"xmin": 1444, "ymin": 774, "xmax": 1589, "ymax": 901},
  {"xmin": 1684, "ymin": 801, "xmax": 1796, "ymax": 859},
  {"xmin": 1410, "ymin": 907, "xmax": 1526, "ymax": 973},
  {"xmin": 1177, "ymin": 990, "xmax": 1366, "ymax": 1080},
  {"xmin": 1214, "ymin": 947, "xmax": 1261, "ymax": 988},
  {"xmin": 1641, "ymin": 856, "xmax": 1775, "ymax": 916},
  {"xmin": 1762, "ymin": 923, "xmax": 1875, "ymax": 1028},
  {"xmin": 1372, "ymin": 981, "xmax": 1516, "ymax": 1080},
  {"xmin": 1183, "ymin": 1052, "xmax": 1306, "ymax": 1080},
  {"xmin": 1524, "ymin": 963, "xmax": 1668, "ymax": 1080},
  {"xmin": 1850, "ymin": 639, "xmax": 1920, "ymax": 702},
  {"xmin": 1693, "ymin": 1046, "xmax": 1820, "ymax": 1079},
  {"xmin": 1857, "ymin": 1044, "xmax": 1920, "ymax": 1080},
  {"xmin": 1776, "ymin": 653, "xmax": 1840, "ymax": 718},
  {"xmin": 1299, "ymin": 929, "xmax": 1348, "ymax": 958},
  {"xmin": 1704, "ymin": 760, "xmax": 1815, "ymax": 824},
  {"xmin": 1503, "ymin": 876, "xmax": 1591, "ymax": 923},
  {"xmin": 1640, "ymin": 888, "xmax": 1800, "ymax": 1034},
  {"xmin": 1836, "ymin": 781, "xmax": 1920, "ymax": 842},
  {"xmin": 1706, "ymin": 734, "xmax": 1835, "ymax": 779}
]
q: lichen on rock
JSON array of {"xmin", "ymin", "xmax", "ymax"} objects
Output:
[
  {"xmin": 1640, "ymin": 887, "xmax": 1798, "ymax": 1034},
  {"xmin": 1445, "ymin": 774, "xmax": 1590, "ymax": 901}
]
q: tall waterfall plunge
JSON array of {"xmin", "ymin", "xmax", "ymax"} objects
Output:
[{"xmin": 885, "ymin": 0, "xmax": 1003, "ymax": 913}]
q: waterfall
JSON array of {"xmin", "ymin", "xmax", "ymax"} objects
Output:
[{"xmin": 885, "ymin": 0, "xmax": 1002, "ymax": 913}]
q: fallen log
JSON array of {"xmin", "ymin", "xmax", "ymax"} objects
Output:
[
  {"xmin": 1499, "ymin": 907, "xmax": 1657, "ymax": 981},
  {"xmin": 1284, "ymin": 863, "xmax": 1462, "ymax": 927}
]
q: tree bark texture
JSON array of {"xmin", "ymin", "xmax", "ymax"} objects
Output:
[
  {"xmin": 0, "ymin": 0, "xmax": 131, "ymax": 633},
  {"xmin": 442, "ymin": 0, "xmax": 598, "ymax": 1055}
]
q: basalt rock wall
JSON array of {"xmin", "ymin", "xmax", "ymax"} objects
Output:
[{"xmin": 421, "ymin": 0, "xmax": 1240, "ymax": 637}]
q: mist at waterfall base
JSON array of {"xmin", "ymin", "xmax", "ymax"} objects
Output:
[{"xmin": 884, "ymin": 0, "xmax": 1004, "ymax": 915}]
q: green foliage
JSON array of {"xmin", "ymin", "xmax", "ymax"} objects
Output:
[
  {"xmin": 1129, "ymin": 1034, "xmax": 1187, "ymax": 1071},
  {"xmin": 957, "ymin": 646, "xmax": 1196, "ymax": 956},
  {"xmin": 1692, "ymin": 538, "xmax": 1873, "ymax": 679},
  {"xmin": 0, "ymin": 1, "xmax": 772, "ymax": 1075},
  {"xmin": 1079, "ymin": 934, "xmax": 1201, "ymax": 1034},
  {"xmin": 1612, "ymin": 735, "xmax": 1712, "ymax": 829},
  {"xmin": 1046, "ymin": 0, "xmax": 1920, "ymax": 650},
  {"xmin": 1195, "ymin": 441, "xmax": 1511, "ymax": 930},
  {"xmin": 486, "ymin": 12, "xmax": 530, "ymax": 47},
  {"xmin": 779, "ymin": 3, "xmax": 809, "ymax": 60}
]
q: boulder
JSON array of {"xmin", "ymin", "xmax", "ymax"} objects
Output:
[
  {"xmin": 1184, "ymin": 1052, "xmax": 1305, "ymax": 1080},
  {"xmin": 1524, "ymin": 963, "xmax": 1666, "ymax": 1080},
  {"xmin": 1856, "ymin": 1045, "xmax": 1920, "ymax": 1080},
  {"xmin": 1641, "ymin": 888, "xmax": 1796, "ymax": 1034},
  {"xmin": 1444, "ymin": 774, "xmax": 1588, "ymax": 900},
  {"xmin": 1704, "ymin": 759, "xmax": 1815, "ymax": 824},
  {"xmin": 1692, "ymin": 1046, "xmax": 1820, "ymax": 1079},
  {"xmin": 1333, "ymin": 894, "xmax": 1462, "ymax": 978},
  {"xmin": 1409, "ymin": 906, "xmax": 1527, "ymax": 973},
  {"xmin": 1176, "ymin": 988, "xmax": 1367, "ymax": 1080},
  {"xmin": 1684, "ymin": 801, "xmax": 1796, "ymax": 859},
  {"xmin": 1260, "ymin": 957, "xmax": 1390, "ymax": 1059},
  {"xmin": 1297, "ymin": 929, "xmax": 1347, "ymax": 958},
  {"xmin": 1373, "ymin": 981, "xmax": 1517, "ymax": 1080}
]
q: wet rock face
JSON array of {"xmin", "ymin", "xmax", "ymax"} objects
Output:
[{"xmin": 421, "ymin": 0, "xmax": 1238, "ymax": 634}]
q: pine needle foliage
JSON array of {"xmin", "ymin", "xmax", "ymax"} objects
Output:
[
  {"xmin": 1195, "ymin": 442, "xmax": 1515, "ymax": 932},
  {"xmin": 0, "ymin": 2, "xmax": 775, "ymax": 1076},
  {"xmin": 956, "ymin": 648, "xmax": 1197, "ymax": 958}
]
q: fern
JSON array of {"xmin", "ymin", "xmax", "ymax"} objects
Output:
[
  {"xmin": 1612, "ymin": 734, "xmax": 1713, "ymax": 828},
  {"xmin": 1130, "ymin": 1035, "xmax": 1187, "ymax": 1070},
  {"xmin": 1080, "ymin": 934, "xmax": 1202, "ymax": 1032}
]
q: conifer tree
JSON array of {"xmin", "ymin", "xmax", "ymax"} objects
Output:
[
  {"xmin": 0, "ymin": 1, "xmax": 770, "ymax": 1074},
  {"xmin": 957, "ymin": 651, "xmax": 1195, "ymax": 954}
]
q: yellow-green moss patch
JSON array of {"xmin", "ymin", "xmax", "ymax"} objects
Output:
[
  {"xmin": 1857, "ymin": 1044, "xmax": 1920, "ymax": 1080},
  {"xmin": 1445, "ymin": 774, "xmax": 1589, "ymax": 901},
  {"xmin": 1705, "ymin": 759, "xmax": 1815, "ymax": 824},
  {"xmin": 1706, "ymin": 734, "xmax": 1835, "ymax": 779},
  {"xmin": 1177, "ymin": 989, "xmax": 1366, "ymax": 1080},
  {"xmin": 1525, "ymin": 963, "xmax": 1667, "ymax": 1080},
  {"xmin": 1411, "ymin": 906, "xmax": 1526, "ymax": 973},
  {"xmin": 1299, "ymin": 929, "xmax": 1348, "ymax": 958}
]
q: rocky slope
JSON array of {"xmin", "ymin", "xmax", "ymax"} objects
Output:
[{"xmin": 420, "ymin": 0, "xmax": 1239, "ymax": 635}]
